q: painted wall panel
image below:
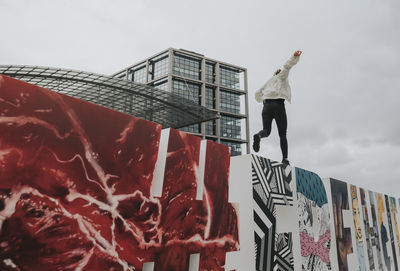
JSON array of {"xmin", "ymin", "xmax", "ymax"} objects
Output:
[
  {"xmin": 369, "ymin": 191, "xmax": 386, "ymax": 270},
  {"xmin": 350, "ymin": 185, "xmax": 367, "ymax": 271},
  {"xmin": 385, "ymin": 195, "xmax": 399, "ymax": 271},
  {"xmin": 251, "ymin": 156, "xmax": 295, "ymax": 271},
  {"xmin": 226, "ymin": 154, "xmax": 256, "ymax": 270},
  {"xmin": 0, "ymin": 75, "xmax": 239, "ymax": 271},
  {"xmin": 359, "ymin": 188, "xmax": 376, "ymax": 270},
  {"xmin": 296, "ymin": 168, "xmax": 332, "ymax": 271},
  {"xmin": 389, "ymin": 197, "xmax": 400, "ymax": 261},
  {"xmin": 330, "ymin": 178, "xmax": 354, "ymax": 271},
  {"xmin": 377, "ymin": 193, "xmax": 396, "ymax": 270}
]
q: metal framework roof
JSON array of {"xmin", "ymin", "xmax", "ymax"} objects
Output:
[{"xmin": 0, "ymin": 65, "xmax": 219, "ymax": 129}]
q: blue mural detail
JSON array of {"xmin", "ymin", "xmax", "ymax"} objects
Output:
[{"xmin": 295, "ymin": 167, "xmax": 328, "ymax": 207}]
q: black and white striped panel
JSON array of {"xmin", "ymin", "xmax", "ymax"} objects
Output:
[{"xmin": 252, "ymin": 155, "xmax": 295, "ymax": 271}]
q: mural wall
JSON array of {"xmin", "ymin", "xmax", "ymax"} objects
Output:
[
  {"xmin": 247, "ymin": 155, "xmax": 400, "ymax": 271},
  {"xmin": 1, "ymin": 75, "xmax": 399, "ymax": 271},
  {"xmin": 0, "ymin": 75, "xmax": 239, "ymax": 271}
]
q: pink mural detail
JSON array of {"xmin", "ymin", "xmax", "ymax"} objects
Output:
[{"xmin": 300, "ymin": 230, "xmax": 331, "ymax": 264}]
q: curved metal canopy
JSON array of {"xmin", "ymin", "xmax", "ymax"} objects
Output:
[{"xmin": 0, "ymin": 65, "xmax": 218, "ymax": 128}]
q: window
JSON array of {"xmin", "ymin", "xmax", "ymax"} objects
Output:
[
  {"xmin": 220, "ymin": 115, "xmax": 242, "ymax": 139},
  {"xmin": 220, "ymin": 90, "xmax": 241, "ymax": 114},
  {"xmin": 131, "ymin": 66, "xmax": 146, "ymax": 83},
  {"xmin": 151, "ymin": 56, "xmax": 169, "ymax": 80},
  {"xmin": 205, "ymin": 120, "xmax": 216, "ymax": 136},
  {"xmin": 205, "ymin": 86, "xmax": 216, "ymax": 109},
  {"xmin": 172, "ymin": 79, "xmax": 201, "ymax": 104},
  {"xmin": 180, "ymin": 124, "xmax": 200, "ymax": 134},
  {"xmin": 221, "ymin": 140, "xmax": 242, "ymax": 156},
  {"xmin": 219, "ymin": 66, "xmax": 240, "ymax": 89},
  {"xmin": 116, "ymin": 72, "xmax": 126, "ymax": 79},
  {"xmin": 152, "ymin": 80, "xmax": 168, "ymax": 91},
  {"xmin": 205, "ymin": 62, "xmax": 215, "ymax": 83},
  {"xmin": 173, "ymin": 54, "xmax": 200, "ymax": 80}
]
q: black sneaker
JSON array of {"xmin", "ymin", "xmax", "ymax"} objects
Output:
[
  {"xmin": 282, "ymin": 159, "xmax": 290, "ymax": 166},
  {"xmin": 253, "ymin": 134, "xmax": 260, "ymax": 152}
]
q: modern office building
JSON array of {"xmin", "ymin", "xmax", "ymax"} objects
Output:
[{"xmin": 113, "ymin": 48, "xmax": 250, "ymax": 156}]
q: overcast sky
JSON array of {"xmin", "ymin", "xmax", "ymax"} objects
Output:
[{"xmin": 1, "ymin": 0, "xmax": 399, "ymax": 196}]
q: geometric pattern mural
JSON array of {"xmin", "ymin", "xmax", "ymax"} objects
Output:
[{"xmin": 251, "ymin": 156, "xmax": 294, "ymax": 271}]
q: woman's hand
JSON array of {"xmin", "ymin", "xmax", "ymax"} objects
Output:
[{"xmin": 294, "ymin": 50, "xmax": 302, "ymax": 56}]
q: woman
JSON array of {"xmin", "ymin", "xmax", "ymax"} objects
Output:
[{"xmin": 253, "ymin": 50, "xmax": 302, "ymax": 165}]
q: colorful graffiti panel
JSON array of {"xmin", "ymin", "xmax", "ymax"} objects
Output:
[
  {"xmin": 369, "ymin": 191, "xmax": 385, "ymax": 270},
  {"xmin": 296, "ymin": 168, "xmax": 332, "ymax": 271},
  {"xmin": 377, "ymin": 194, "xmax": 390, "ymax": 270},
  {"xmin": 359, "ymin": 188, "xmax": 376, "ymax": 270},
  {"xmin": 249, "ymin": 156, "xmax": 400, "ymax": 271},
  {"xmin": 389, "ymin": 197, "xmax": 400, "ymax": 260},
  {"xmin": 350, "ymin": 185, "xmax": 367, "ymax": 271},
  {"xmin": 330, "ymin": 178, "xmax": 353, "ymax": 271},
  {"xmin": 385, "ymin": 195, "xmax": 399, "ymax": 271}
]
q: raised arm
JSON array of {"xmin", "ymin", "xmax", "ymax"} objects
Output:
[{"xmin": 279, "ymin": 50, "xmax": 302, "ymax": 79}]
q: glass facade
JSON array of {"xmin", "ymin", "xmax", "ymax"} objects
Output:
[
  {"xmin": 151, "ymin": 56, "xmax": 168, "ymax": 80},
  {"xmin": 205, "ymin": 62, "xmax": 215, "ymax": 83},
  {"xmin": 220, "ymin": 115, "xmax": 242, "ymax": 139},
  {"xmin": 117, "ymin": 49, "xmax": 248, "ymax": 155},
  {"xmin": 172, "ymin": 79, "xmax": 201, "ymax": 134},
  {"xmin": 220, "ymin": 66, "xmax": 240, "ymax": 89},
  {"xmin": 221, "ymin": 140, "xmax": 242, "ymax": 156},
  {"xmin": 205, "ymin": 120, "xmax": 216, "ymax": 136},
  {"xmin": 131, "ymin": 66, "xmax": 147, "ymax": 83},
  {"xmin": 152, "ymin": 80, "xmax": 168, "ymax": 91},
  {"xmin": 220, "ymin": 90, "xmax": 240, "ymax": 114},
  {"xmin": 172, "ymin": 79, "xmax": 200, "ymax": 104},
  {"xmin": 173, "ymin": 54, "xmax": 201, "ymax": 80},
  {"xmin": 205, "ymin": 86, "xmax": 216, "ymax": 109},
  {"xmin": 181, "ymin": 124, "xmax": 200, "ymax": 134}
]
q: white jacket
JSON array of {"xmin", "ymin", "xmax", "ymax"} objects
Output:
[{"xmin": 255, "ymin": 55, "xmax": 300, "ymax": 103}]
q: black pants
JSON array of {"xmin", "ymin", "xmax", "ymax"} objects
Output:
[{"xmin": 258, "ymin": 99, "xmax": 288, "ymax": 159}]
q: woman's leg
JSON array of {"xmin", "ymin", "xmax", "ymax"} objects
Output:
[
  {"xmin": 259, "ymin": 103, "xmax": 274, "ymax": 138},
  {"xmin": 275, "ymin": 102, "xmax": 288, "ymax": 160},
  {"xmin": 253, "ymin": 102, "xmax": 274, "ymax": 152}
]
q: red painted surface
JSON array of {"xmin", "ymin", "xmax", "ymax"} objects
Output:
[{"xmin": 0, "ymin": 75, "xmax": 238, "ymax": 270}]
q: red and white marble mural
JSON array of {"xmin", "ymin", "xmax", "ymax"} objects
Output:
[{"xmin": 0, "ymin": 75, "xmax": 239, "ymax": 271}]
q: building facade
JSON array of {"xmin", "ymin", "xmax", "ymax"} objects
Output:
[{"xmin": 113, "ymin": 48, "xmax": 249, "ymax": 156}]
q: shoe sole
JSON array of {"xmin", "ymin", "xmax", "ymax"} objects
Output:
[{"xmin": 253, "ymin": 135, "xmax": 260, "ymax": 152}]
